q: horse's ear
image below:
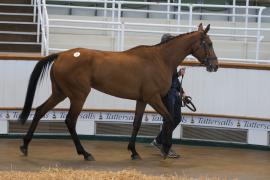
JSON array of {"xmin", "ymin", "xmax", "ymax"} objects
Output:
[
  {"xmin": 198, "ymin": 23, "xmax": 203, "ymax": 31},
  {"xmin": 204, "ymin": 24, "xmax": 210, "ymax": 34}
]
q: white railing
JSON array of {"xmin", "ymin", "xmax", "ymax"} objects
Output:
[
  {"xmin": 42, "ymin": 0, "xmax": 270, "ymax": 62},
  {"xmin": 49, "ymin": 19, "xmax": 270, "ymax": 64},
  {"xmin": 47, "ymin": 1, "xmax": 266, "ymax": 24},
  {"xmin": 33, "ymin": 0, "xmax": 49, "ymax": 55}
]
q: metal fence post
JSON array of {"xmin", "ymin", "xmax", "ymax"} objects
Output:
[
  {"xmin": 232, "ymin": 0, "xmax": 236, "ymax": 23},
  {"xmin": 117, "ymin": 2, "xmax": 122, "ymax": 51},
  {"xmin": 111, "ymin": 0, "xmax": 116, "ymax": 50},
  {"xmin": 121, "ymin": 22, "xmax": 125, "ymax": 51},
  {"xmin": 112, "ymin": 0, "xmax": 115, "ymax": 22},
  {"xmin": 177, "ymin": 0, "xmax": 181, "ymax": 33},
  {"xmin": 37, "ymin": 0, "xmax": 40, "ymax": 43},
  {"xmin": 244, "ymin": 0, "xmax": 249, "ymax": 43},
  {"xmin": 167, "ymin": 0, "xmax": 170, "ymax": 20},
  {"xmin": 33, "ymin": 0, "xmax": 37, "ymax": 22},
  {"xmin": 104, "ymin": 0, "xmax": 107, "ymax": 18},
  {"xmin": 256, "ymin": 7, "xmax": 266, "ymax": 60},
  {"xmin": 189, "ymin": 4, "xmax": 193, "ymax": 32},
  {"xmin": 43, "ymin": 0, "xmax": 49, "ymax": 55}
]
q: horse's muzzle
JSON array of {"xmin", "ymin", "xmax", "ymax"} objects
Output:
[{"xmin": 207, "ymin": 63, "xmax": 218, "ymax": 72}]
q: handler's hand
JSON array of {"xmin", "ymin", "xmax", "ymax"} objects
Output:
[{"xmin": 182, "ymin": 96, "xmax": 192, "ymax": 105}]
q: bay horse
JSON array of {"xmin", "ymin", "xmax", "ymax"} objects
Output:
[{"xmin": 18, "ymin": 23, "xmax": 218, "ymax": 161}]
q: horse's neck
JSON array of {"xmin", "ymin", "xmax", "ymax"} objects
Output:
[{"xmin": 158, "ymin": 32, "xmax": 200, "ymax": 71}]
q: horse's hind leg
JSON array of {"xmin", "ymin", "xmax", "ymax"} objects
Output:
[
  {"xmin": 65, "ymin": 96, "xmax": 94, "ymax": 161},
  {"xmin": 20, "ymin": 92, "xmax": 65, "ymax": 156},
  {"xmin": 127, "ymin": 100, "xmax": 146, "ymax": 160}
]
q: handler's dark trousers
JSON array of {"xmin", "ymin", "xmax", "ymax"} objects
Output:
[{"xmin": 156, "ymin": 89, "xmax": 182, "ymax": 144}]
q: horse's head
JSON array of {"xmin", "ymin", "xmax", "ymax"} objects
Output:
[{"xmin": 191, "ymin": 23, "xmax": 218, "ymax": 72}]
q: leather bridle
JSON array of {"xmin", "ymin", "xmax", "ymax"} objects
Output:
[{"xmin": 192, "ymin": 33, "xmax": 217, "ymax": 66}]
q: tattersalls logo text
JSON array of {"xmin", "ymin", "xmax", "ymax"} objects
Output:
[
  {"xmin": 197, "ymin": 117, "xmax": 234, "ymax": 127},
  {"xmin": 1, "ymin": 110, "xmax": 270, "ymax": 131}
]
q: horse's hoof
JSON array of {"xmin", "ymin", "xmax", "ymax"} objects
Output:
[
  {"xmin": 20, "ymin": 145, "xmax": 28, "ymax": 156},
  {"xmin": 163, "ymin": 154, "xmax": 168, "ymax": 160},
  {"xmin": 161, "ymin": 152, "xmax": 168, "ymax": 160},
  {"xmin": 161, "ymin": 146, "xmax": 168, "ymax": 159},
  {"xmin": 84, "ymin": 154, "xmax": 95, "ymax": 161},
  {"xmin": 131, "ymin": 154, "xmax": 141, "ymax": 160}
]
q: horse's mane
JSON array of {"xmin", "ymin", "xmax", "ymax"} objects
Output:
[
  {"xmin": 126, "ymin": 31, "xmax": 197, "ymax": 52},
  {"xmin": 154, "ymin": 31, "xmax": 197, "ymax": 47}
]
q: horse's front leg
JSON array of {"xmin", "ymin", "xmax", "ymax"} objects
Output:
[
  {"xmin": 128, "ymin": 100, "xmax": 146, "ymax": 160},
  {"xmin": 148, "ymin": 94, "xmax": 174, "ymax": 159}
]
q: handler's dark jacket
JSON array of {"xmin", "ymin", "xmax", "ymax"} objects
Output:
[{"xmin": 170, "ymin": 71, "xmax": 184, "ymax": 96}]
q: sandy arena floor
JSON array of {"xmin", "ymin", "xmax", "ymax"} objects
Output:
[{"xmin": 0, "ymin": 139, "xmax": 269, "ymax": 180}]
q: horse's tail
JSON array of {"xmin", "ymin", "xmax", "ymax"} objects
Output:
[{"xmin": 18, "ymin": 53, "xmax": 59, "ymax": 125}]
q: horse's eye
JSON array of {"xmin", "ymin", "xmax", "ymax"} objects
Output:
[{"xmin": 209, "ymin": 43, "xmax": 212, "ymax": 47}]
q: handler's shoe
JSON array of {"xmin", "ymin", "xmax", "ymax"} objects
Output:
[
  {"xmin": 150, "ymin": 139, "xmax": 180, "ymax": 159},
  {"xmin": 167, "ymin": 149, "xmax": 180, "ymax": 158},
  {"xmin": 151, "ymin": 139, "xmax": 162, "ymax": 150}
]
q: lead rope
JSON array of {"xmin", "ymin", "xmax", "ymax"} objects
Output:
[{"xmin": 179, "ymin": 70, "xmax": 196, "ymax": 112}]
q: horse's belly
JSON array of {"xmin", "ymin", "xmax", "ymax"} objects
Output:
[
  {"xmin": 92, "ymin": 83, "xmax": 140, "ymax": 100},
  {"xmin": 93, "ymin": 87, "xmax": 139, "ymax": 100}
]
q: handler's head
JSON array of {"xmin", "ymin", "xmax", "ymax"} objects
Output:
[{"xmin": 161, "ymin": 33, "xmax": 174, "ymax": 43}]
